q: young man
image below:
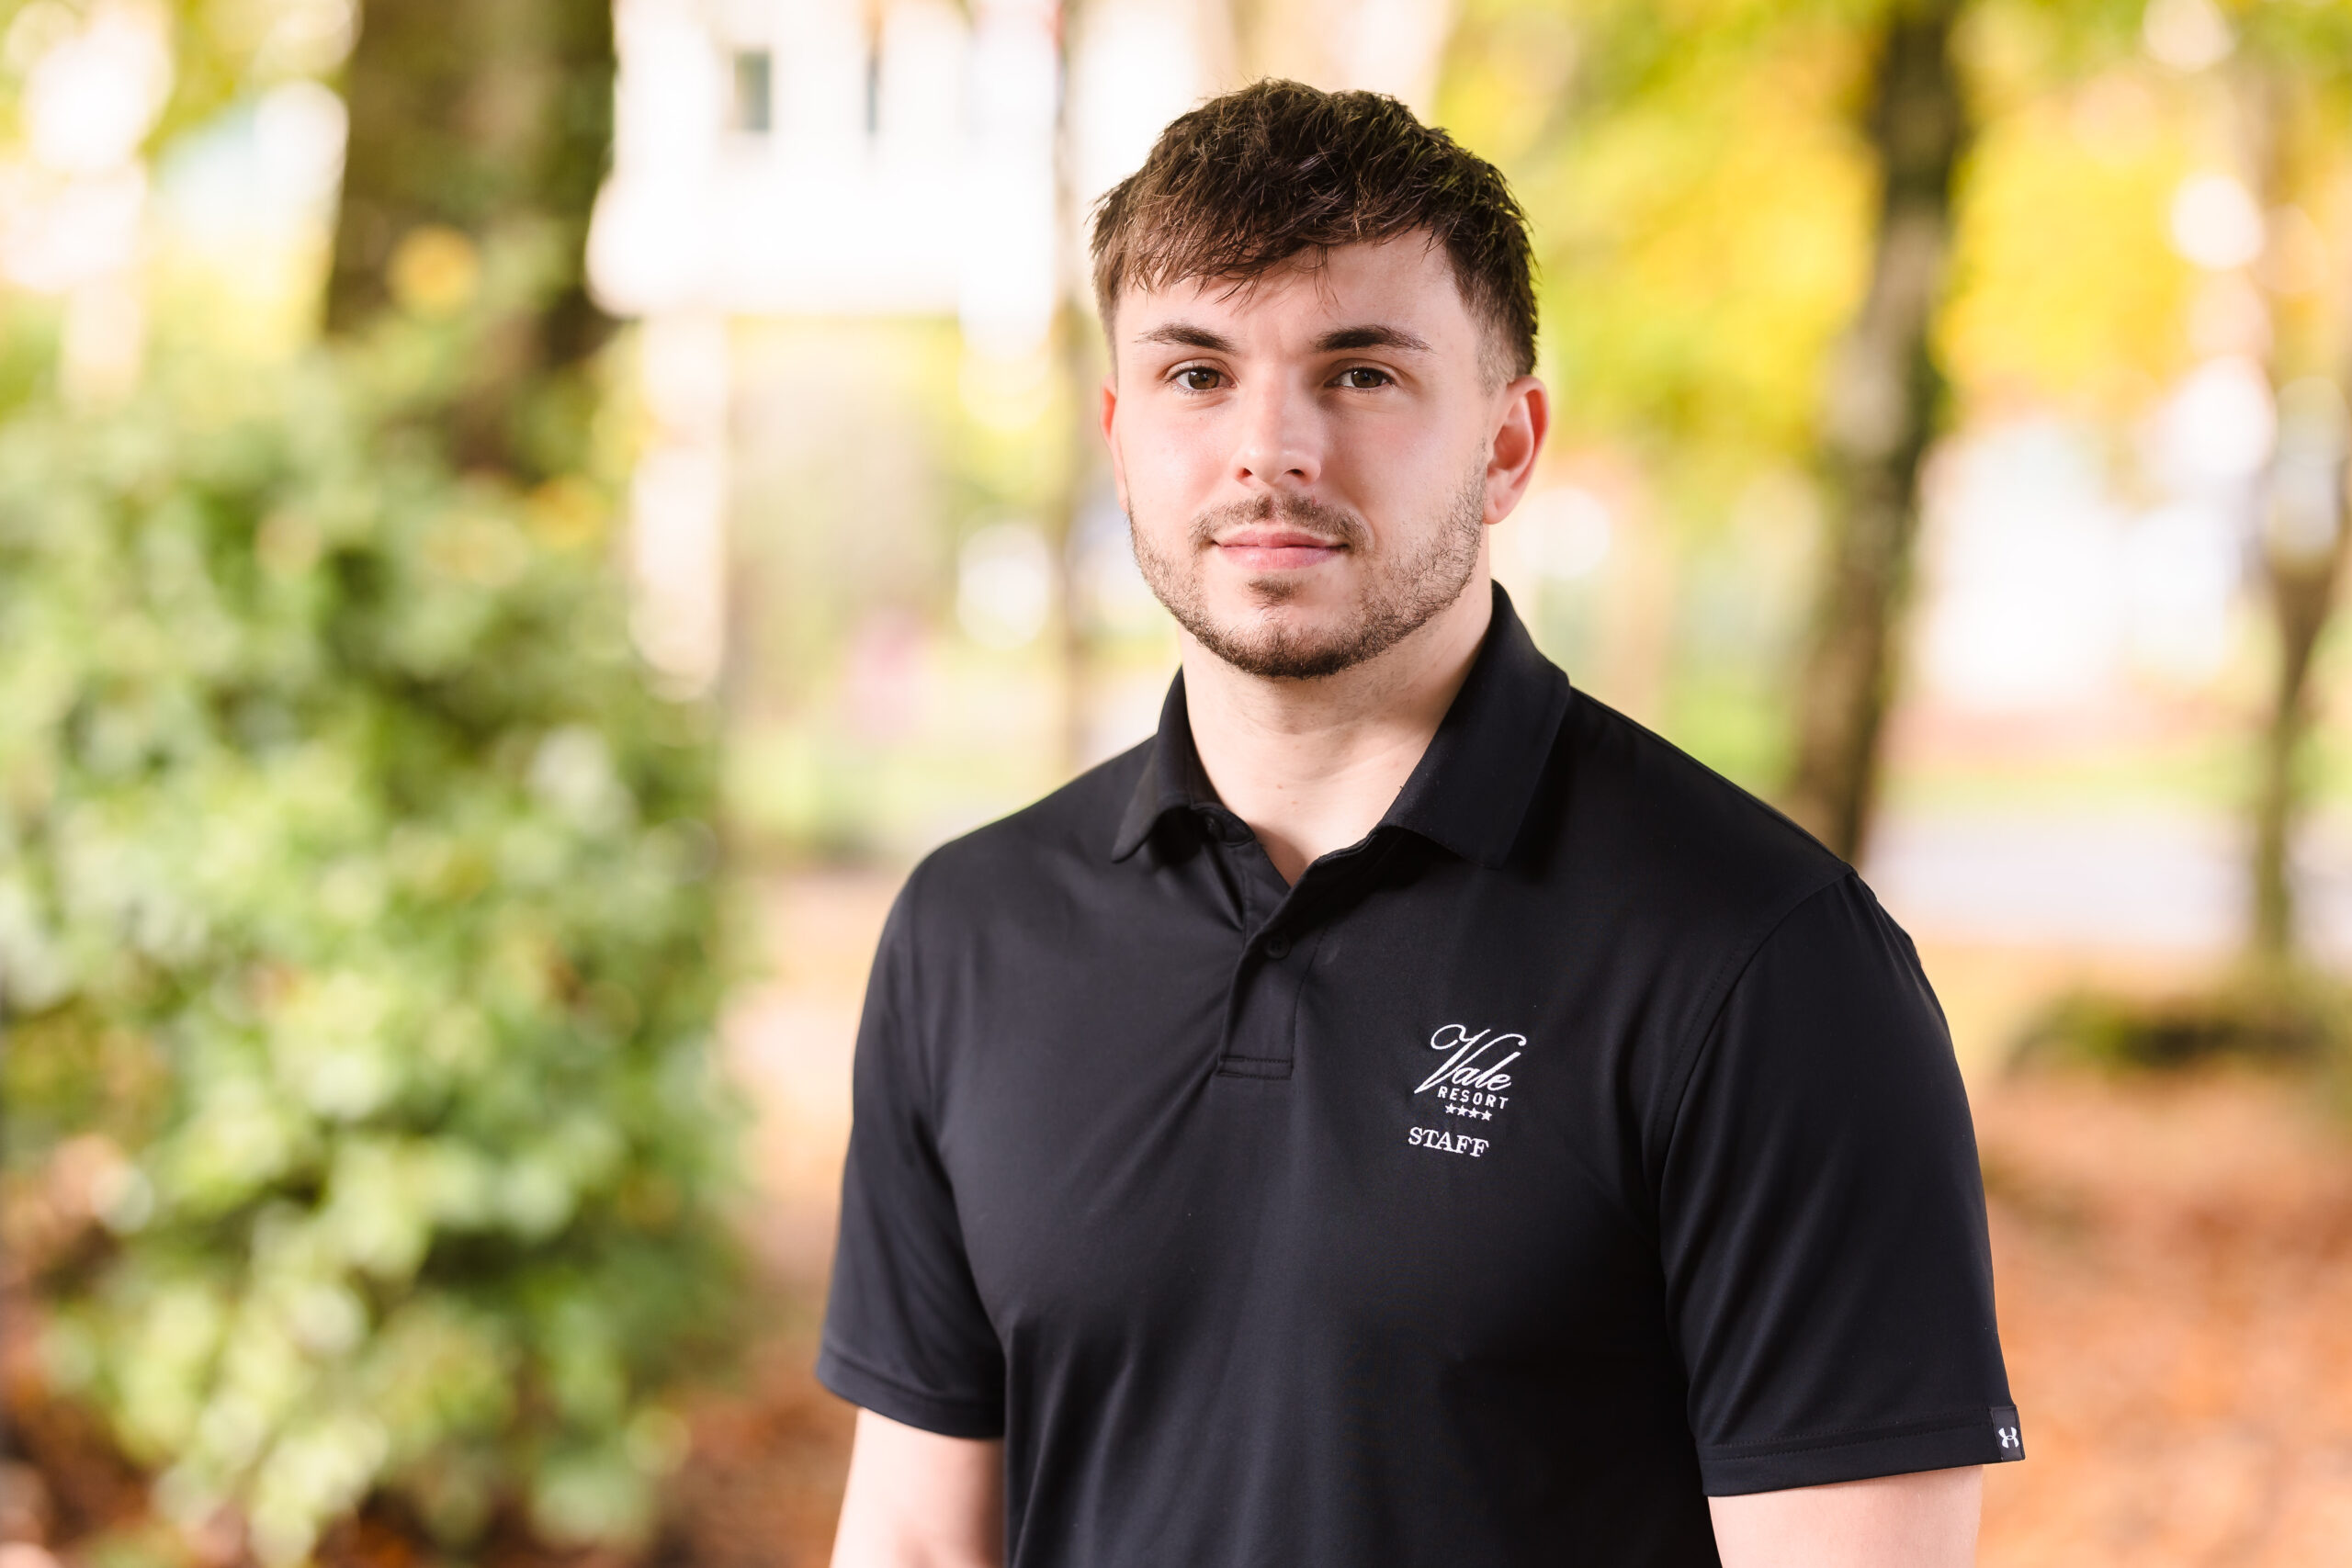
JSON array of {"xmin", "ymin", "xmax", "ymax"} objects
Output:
[{"xmin": 819, "ymin": 81, "xmax": 2021, "ymax": 1567}]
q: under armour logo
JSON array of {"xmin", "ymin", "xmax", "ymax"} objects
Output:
[{"xmin": 1996, "ymin": 1427, "xmax": 2019, "ymax": 1450}]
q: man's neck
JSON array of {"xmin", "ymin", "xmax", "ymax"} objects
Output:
[{"xmin": 1181, "ymin": 572, "xmax": 1494, "ymax": 886}]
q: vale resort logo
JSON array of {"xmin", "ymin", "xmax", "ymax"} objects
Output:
[{"xmin": 1407, "ymin": 1022, "xmax": 1523, "ymax": 1160}]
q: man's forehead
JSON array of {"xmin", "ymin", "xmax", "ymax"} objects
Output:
[{"xmin": 1117, "ymin": 236, "xmax": 1472, "ymax": 346}]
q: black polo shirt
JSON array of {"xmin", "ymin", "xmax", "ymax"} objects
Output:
[{"xmin": 819, "ymin": 586, "xmax": 2021, "ymax": 1566}]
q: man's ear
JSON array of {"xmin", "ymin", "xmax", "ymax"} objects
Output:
[
  {"xmin": 1484, "ymin": 375, "xmax": 1550, "ymax": 525},
  {"xmin": 1099, "ymin": 374, "xmax": 1129, "ymax": 512}
]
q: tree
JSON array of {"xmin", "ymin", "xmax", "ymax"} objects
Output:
[
  {"xmin": 326, "ymin": 0, "xmax": 617, "ymax": 479},
  {"xmin": 2224, "ymin": 4, "xmax": 2352, "ymax": 965},
  {"xmin": 1439, "ymin": 0, "xmax": 1921, "ymax": 789},
  {"xmin": 1782, "ymin": 0, "xmax": 1968, "ymax": 862}
]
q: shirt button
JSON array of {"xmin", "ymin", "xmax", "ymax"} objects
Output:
[{"xmin": 1264, "ymin": 934, "xmax": 1291, "ymax": 959}]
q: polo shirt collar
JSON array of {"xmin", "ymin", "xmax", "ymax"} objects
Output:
[{"xmin": 1110, "ymin": 583, "xmax": 1572, "ymax": 868}]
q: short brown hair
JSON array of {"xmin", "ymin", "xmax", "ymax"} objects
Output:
[{"xmin": 1090, "ymin": 80, "xmax": 1537, "ymax": 380}]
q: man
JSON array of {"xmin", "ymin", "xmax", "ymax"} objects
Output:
[{"xmin": 820, "ymin": 80, "xmax": 2021, "ymax": 1567}]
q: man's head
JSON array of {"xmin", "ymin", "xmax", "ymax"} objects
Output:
[
  {"xmin": 1091, "ymin": 81, "xmax": 1536, "ymax": 386},
  {"xmin": 1092, "ymin": 80, "xmax": 1546, "ymax": 682}
]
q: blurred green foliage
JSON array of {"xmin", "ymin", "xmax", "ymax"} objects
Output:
[
  {"xmin": 1432, "ymin": 0, "xmax": 2352, "ymax": 801},
  {"xmin": 2015, "ymin": 965, "xmax": 2352, "ymax": 1073},
  {"xmin": 0, "ymin": 315, "xmax": 744, "ymax": 1565},
  {"xmin": 1446, "ymin": 0, "xmax": 1876, "ymax": 485}
]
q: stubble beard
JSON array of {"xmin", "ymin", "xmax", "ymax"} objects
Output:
[{"xmin": 1130, "ymin": 467, "xmax": 1488, "ymax": 681}]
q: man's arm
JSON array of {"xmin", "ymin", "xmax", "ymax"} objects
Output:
[
  {"xmin": 829, "ymin": 1408, "xmax": 1004, "ymax": 1568},
  {"xmin": 1709, "ymin": 1465, "xmax": 1983, "ymax": 1568}
]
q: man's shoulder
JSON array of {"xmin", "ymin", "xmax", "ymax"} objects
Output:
[{"xmin": 1543, "ymin": 687, "xmax": 1852, "ymax": 927}]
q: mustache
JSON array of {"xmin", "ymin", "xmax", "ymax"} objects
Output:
[{"xmin": 1187, "ymin": 491, "xmax": 1371, "ymax": 549}]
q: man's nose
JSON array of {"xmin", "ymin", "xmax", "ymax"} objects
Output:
[{"xmin": 1232, "ymin": 378, "xmax": 1320, "ymax": 489}]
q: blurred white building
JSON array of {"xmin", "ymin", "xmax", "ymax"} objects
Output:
[{"xmin": 589, "ymin": 0, "xmax": 1448, "ymax": 328}]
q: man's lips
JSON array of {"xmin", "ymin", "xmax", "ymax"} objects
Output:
[{"xmin": 1211, "ymin": 525, "xmax": 1348, "ymax": 571}]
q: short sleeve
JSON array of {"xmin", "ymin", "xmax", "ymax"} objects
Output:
[
  {"xmin": 816, "ymin": 878, "xmax": 1007, "ymax": 1438},
  {"xmin": 1659, "ymin": 874, "xmax": 2022, "ymax": 1495}
]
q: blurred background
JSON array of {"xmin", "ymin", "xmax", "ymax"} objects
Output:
[{"xmin": 3, "ymin": 0, "xmax": 2352, "ymax": 1564}]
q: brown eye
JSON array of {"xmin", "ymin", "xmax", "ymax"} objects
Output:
[
  {"xmin": 1178, "ymin": 367, "xmax": 1223, "ymax": 390},
  {"xmin": 1337, "ymin": 367, "xmax": 1392, "ymax": 389}
]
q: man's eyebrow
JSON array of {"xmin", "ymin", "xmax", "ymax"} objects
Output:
[
  {"xmin": 1313, "ymin": 324, "xmax": 1432, "ymax": 355},
  {"xmin": 1135, "ymin": 322, "xmax": 1235, "ymax": 352}
]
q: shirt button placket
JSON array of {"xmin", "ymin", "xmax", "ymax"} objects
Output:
[
  {"xmin": 1217, "ymin": 930, "xmax": 1304, "ymax": 1077},
  {"xmin": 1208, "ymin": 825, "xmax": 1310, "ymax": 1079}
]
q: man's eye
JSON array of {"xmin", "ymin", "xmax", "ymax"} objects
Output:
[
  {"xmin": 1176, "ymin": 367, "xmax": 1225, "ymax": 391},
  {"xmin": 1335, "ymin": 367, "xmax": 1392, "ymax": 389}
]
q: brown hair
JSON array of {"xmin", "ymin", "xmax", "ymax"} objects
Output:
[{"xmin": 1089, "ymin": 79, "xmax": 1538, "ymax": 380}]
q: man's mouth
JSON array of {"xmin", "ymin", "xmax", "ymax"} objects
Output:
[{"xmin": 1212, "ymin": 525, "xmax": 1348, "ymax": 572}]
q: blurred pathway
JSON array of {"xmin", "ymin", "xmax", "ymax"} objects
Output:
[
  {"xmin": 721, "ymin": 873, "xmax": 898, "ymax": 1281},
  {"xmin": 1866, "ymin": 807, "xmax": 2352, "ymax": 959}
]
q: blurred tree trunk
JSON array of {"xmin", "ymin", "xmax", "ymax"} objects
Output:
[
  {"xmin": 1783, "ymin": 0, "xmax": 1968, "ymax": 861},
  {"xmin": 2242, "ymin": 67, "xmax": 2349, "ymax": 964},
  {"xmin": 2251, "ymin": 475, "xmax": 2347, "ymax": 961},
  {"xmin": 327, "ymin": 0, "xmax": 616, "ymax": 479}
]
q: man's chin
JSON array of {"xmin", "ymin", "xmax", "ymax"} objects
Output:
[
  {"xmin": 1212, "ymin": 575, "xmax": 1355, "ymax": 621},
  {"xmin": 1183, "ymin": 610, "xmax": 1378, "ymax": 682}
]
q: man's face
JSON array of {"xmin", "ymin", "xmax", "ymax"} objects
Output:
[{"xmin": 1101, "ymin": 236, "xmax": 1544, "ymax": 681}]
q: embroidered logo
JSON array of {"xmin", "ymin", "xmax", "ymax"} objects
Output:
[{"xmin": 1407, "ymin": 1023, "xmax": 1524, "ymax": 1158}]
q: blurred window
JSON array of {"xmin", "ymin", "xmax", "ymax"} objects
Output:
[
  {"xmin": 864, "ymin": 28, "xmax": 882, "ymax": 139},
  {"xmin": 731, "ymin": 49, "xmax": 772, "ymax": 135}
]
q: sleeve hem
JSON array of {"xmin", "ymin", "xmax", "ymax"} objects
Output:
[
  {"xmin": 1700, "ymin": 1405, "xmax": 2025, "ymax": 1496},
  {"xmin": 814, "ymin": 1343, "xmax": 1006, "ymax": 1440}
]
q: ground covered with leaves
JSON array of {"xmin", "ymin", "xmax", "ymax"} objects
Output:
[{"xmin": 1974, "ymin": 1067, "xmax": 2352, "ymax": 1565}]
